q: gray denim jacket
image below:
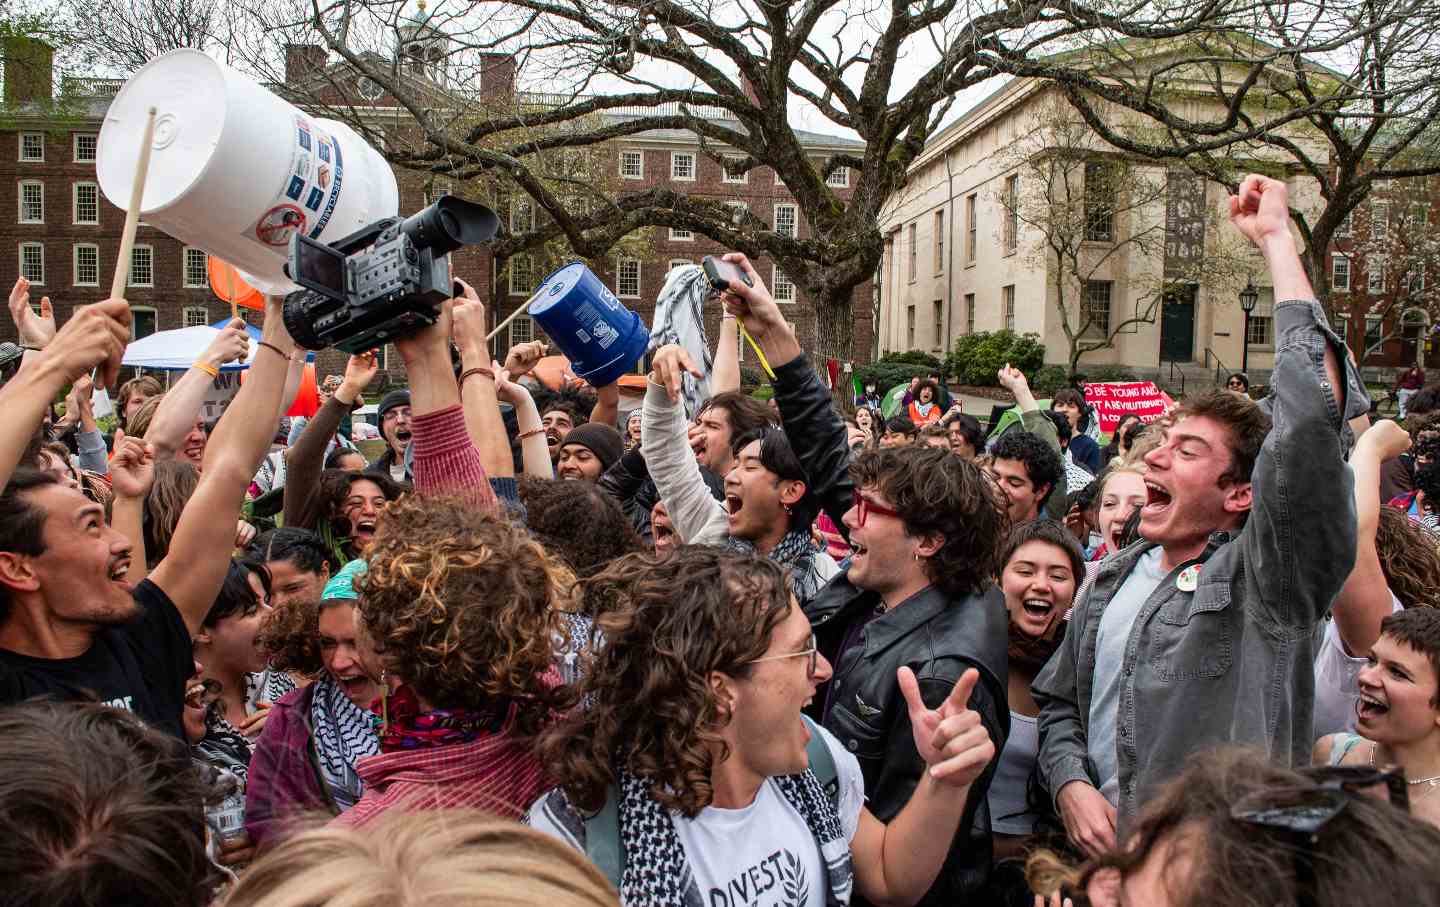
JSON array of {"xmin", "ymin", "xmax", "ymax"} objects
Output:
[{"xmin": 1033, "ymin": 298, "xmax": 1369, "ymax": 827}]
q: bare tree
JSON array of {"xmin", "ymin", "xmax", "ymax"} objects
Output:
[
  {"xmin": 1339, "ymin": 183, "xmax": 1440, "ymax": 362},
  {"xmin": 60, "ymin": 0, "xmax": 231, "ymax": 73},
  {"xmin": 997, "ymin": 96, "xmax": 1250, "ymax": 373},
  {"xmin": 992, "ymin": 0, "xmax": 1440, "ymax": 314}
]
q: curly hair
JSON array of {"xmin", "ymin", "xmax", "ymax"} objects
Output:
[
  {"xmin": 143, "ymin": 459, "xmax": 200, "ymax": 568},
  {"xmin": 851, "ymin": 445, "xmax": 1009, "ymax": 598},
  {"xmin": 319, "ymin": 469, "xmax": 406, "ymax": 533},
  {"xmin": 991, "ymin": 429, "xmax": 1064, "ymax": 508},
  {"xmin": 356, "ymin": 496, "xmax": 569, "ymax": 737},
  {"xmin": 1176, "ymin": 389, "xmax": 1272, "ymax": 486},
  {"xmin": 518, "ymin": 476, "xmax": 642, "ymax": 580},
  {"xmin": 1376, "ymin": 505, "xmax": 1440, "ymax": 609},
  {"xmin": 538, "ymin": 548, "xmax": 793, "ymax": 817},
  {"xmin": 255, "ymin": 593, "xmax": 359, "ymax": 677}
]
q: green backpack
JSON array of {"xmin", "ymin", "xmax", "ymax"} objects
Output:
[{"xmin": 583, "ymin": 714, "xmax": 840, "ymax": 889}]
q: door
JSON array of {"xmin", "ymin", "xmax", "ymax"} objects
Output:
[{"xmin": 1161, "ymin": 285, "xmax": 1196, "ymax": 362}]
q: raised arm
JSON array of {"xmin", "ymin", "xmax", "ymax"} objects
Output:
[
  {"xmin": 719, "ymin": 254, "xmax": 854, "ymax": 535},
  {"xmin": 1230, "ymin": 175, "xmax": 1365, "ymax": 627},
  {"xmin": 144, "ymin": 320, "xmax": 250, "ymax": 460},
  {"xmin": 1333, "ymin": 420, "xmax": 1411, "ymax": 655},
  {"xmin": 999, "ymin": 364, "xmax": 1069, "ymax": 520},
  {"xmin": 450, "ymin": 280, "xmax": 514, "ymax": 480},
  {"xmin": 589, "ymin": 381, "xmax": 620, "ymax": 431},
  {"xmin": 0, "ymin": 300, "xmax": 130, "ymax": 488},
  {"xmin": 710, "ymin": 312, "xmax": 741, "ymax": 394},
  {"xmin": 149, "ymin": 298, "xmax": 294, "ymax": 636},
  {"xmin": 109, "ymin": 435, "xmax": 155, "ymax": 587},
  {"xmin": 68, "ymin": 376, "xmax": 109, "ymax": 475},
  {"xmin": 283, "ymin": 352, "xmax": 377, "ymax": 529},
  {"xmin": 640, "ymin": 344, "xmax": 728, "ymax": 545}
]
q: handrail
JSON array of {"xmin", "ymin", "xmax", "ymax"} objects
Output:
[
  {"xmin": 1203, "ymin": 347, "xmax": 1231, "ymax": 385},
  {"xmin": 1165, "ymin": 358, "xmax": 1185, "ymax": 397}
]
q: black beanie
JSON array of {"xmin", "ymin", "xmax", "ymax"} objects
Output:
[
  {"xmin": 376, "ymin": 389, "xmax": 411, "ymax": 421},
  {"xmin": 560, "ymin": 422, "xmax": 624, "ymax": 473}
]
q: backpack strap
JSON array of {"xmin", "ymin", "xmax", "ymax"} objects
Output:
[{"xmin": 583, "ymin": 785, "xmax": 624, "ymax": 890}]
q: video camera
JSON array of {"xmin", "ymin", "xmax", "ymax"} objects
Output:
[{"xmin": 282, "ymin": 197, "xmax": 499, "ymax": 353}]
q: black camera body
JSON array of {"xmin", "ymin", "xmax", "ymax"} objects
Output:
[{"xmin": 283, "ymin": 196, "xmax": 499, "ymax": 354}]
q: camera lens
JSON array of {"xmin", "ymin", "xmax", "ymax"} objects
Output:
[{"xmin": 398, "ymin": 197, "xmax": 499, "ymax": 256}]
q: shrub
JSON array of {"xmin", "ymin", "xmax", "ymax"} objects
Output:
[
  {"xmin": 946, "ymin": 330, "xmax": 1046, "ymax": 386},
  {"xmin": 855, "ymin": 361, "xmax": 932, "ymax": 395},
  {"xmin": 738, "ymin": 366, "xmax": 768, "ymax": 389},
  {"xmin": 880, "ymin": 350, "xmax": 943, "ymax": 369},
  {"xmin": 1030, "ymin": 365, "xmax": 1071, "ymax": 397}
]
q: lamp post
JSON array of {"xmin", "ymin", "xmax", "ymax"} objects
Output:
[{"xmin": 1239, "ymin": 280, "xmax": 1259, "ymax": 374}]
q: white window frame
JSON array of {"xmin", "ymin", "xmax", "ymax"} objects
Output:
[
  {"xmin": 1368, "ymin": 257, "xmax": 1386, "ymax": 295},
  {"xmin": 669, "ymin": 226, "xmax": 694, "ymax": 242},
  {"xmin": 1004, "ymin": 284, "xmax": 1017, "ymax": 331},
  {"xmin": 670, "ymin": 151, "xmax": 696, "ymax": 181},
  {"xmin": 616, "ymin": 258, "xmax": 641, "ymax": 299},
  {"xmin": 510, "ymin": 197, "xmax": 535, "ymax": 234},
  {"xmin": 619, "ymin": 150, "xmax": 644, "ymax": 180},
  {"xmin": 73, "ymin": 133, "xmax": 97, "ymax": 163},
  {"xmin": 130, "ymin": 305, "xmax": 159, "ymax": 339},
  {"xmin": 1372, "ymin": 202, "xmax": 1389, "ymax": 242},
  {"xmin": 19, "ymin": 132, "xmax": 44, "ymax": 162},
  {"xmin": 774, "ymin": 203, "xmax": 798, "ymax": 238},
  {"xmin": 182, "ymin": 305, "xmax": 210, "ymax": 328},
  {"xmin": 508, "ymin": 313, "xmax": 534, "ymax": 347},
  {"xmin": 825, "ymin": 165, "xmax": 849, "ymax": 188},
  {"xmin": 772, "ymin": 266, "xmax": 796, "ymax": 303},
  {"xmin": 129, "ymin": 244, "xmax": 154, "ymax": 288},
  {"xmin": 72, "ymin": 181, "xmax": 99, "ymax": 225},
  {"xmin": 722, "ymin": 154, "xmax": 748, "ymax": 184},
  {"xmin": 73, "ymin": 243, "xmax": 99, "ymax": 287},
  {"xmin": 667, "ymin": 258, "xmax": 692, "ymax": 272},
  {"xmin": 1331, "ymin": 253, "xmax": 1351, "ymax": 291},
  {"xmin": 18, "ymin": 180, "xmax": 44, "ymax": 223},
  {"xmin": 1336, "ymin": 211, "xmax": 1353, "ymax": 239},
  {"xmin": 19, "ymin": 242, "xmax": 44, "ymax": 285},
  {"xmin": 509, "ymin": 254, "xmax": 535, "ymax": 295},
  {"xmin": 183, "ymin": 247, "xmax": 208, "ymax": 288}
]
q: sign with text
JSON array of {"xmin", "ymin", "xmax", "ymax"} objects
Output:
[
  {"xmin": 1083, "ymin": 381, "xmax": 1175, "ymax": 432},
  {"xmin": 1164, "ymin": 172, "xmax": 1207, "ymax": 280},
  {"xmin": 200, "ymin": 372, "xmax": 242, "ymax": 424}
]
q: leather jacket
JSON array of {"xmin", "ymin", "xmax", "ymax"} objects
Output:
[{"xmin": 806, "ymin": 576, "xmax": 1011, "ymax": 906}]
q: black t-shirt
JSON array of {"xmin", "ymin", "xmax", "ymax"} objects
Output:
[{"xmin": 0, "ymin": 579, "xmax": 192, "ymax": 738}]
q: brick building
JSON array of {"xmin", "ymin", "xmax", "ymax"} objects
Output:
[{"xmin": 1, "ymin": 29, "xmax": 872, "ymax": 391}]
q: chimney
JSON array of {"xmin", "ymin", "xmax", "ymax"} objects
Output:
[
  {"xmin": 284, "ymin": 44, "xmax": 327, "ymax": 85},
  {"xmin": 3, "ymin": 37, "xmax": 54, "ymax": 107},
  {"xmin": 477, "ymin": 53, "xmax": 516, "ymax": 102}
]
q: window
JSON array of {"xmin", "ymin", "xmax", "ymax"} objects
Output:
[
  {"xmin": 1246, "ymin": 287, "xmax": 1275, "ymax": 347},
  {"xmin": 1003, "ymin": 175, "xmax": 1020, "ymax": 253},
  {"xmin": 422, "ymin": 180, "xmax": 451, "ymax": 207},
  {"xmin": 773, "ymin": 267, "xmax": 796, "ymax": 303},
  {"xmin": 19, "ymin": 133, "xmax": 43, "ymax": 161},
  {"xmin": 1335, "ymin": 312, "xmax": 1352, "ymax": 347},
  {"xmin": 617, "ymin": 258, "xmax": 641, "ymax": 298},
  {"xmin": 1003, "ymin": 284, "xmax": 1016, "ymax": 331},
  {"xmin": 509, "ymin": 313, "xmax": 534, "ymax": 347},
  {"xmin": 906, "ymin": 305, "xmax": 916, "ymax": 348},
  {"xmin": 1368, "ymin": 257, "xmax": 1386, "ymax": 294},
  {"xmin": 129, "ymin": 245, "xmax": 153, "ymax": 287},
  {"xmin": 1365, "ymin": 315, "xmax": 1384, "ymax": 350},
  {"xmin": 669, "ymin": 226, "xmax": 693, "ymax": 241},
  {"xmin": 1336, "ymin": 211, "xmax": 1353, "ymax": 239},
  {"xmin": 1082, "ymin": 280, "xmax": 1113, "ymax": 334},
  {"xmin": 932, "ymin": 300, "xmax": 943, "ymax": 349},
  {"xmin": 510, "ymin": 198, "xmax": 535, "ymax": 234},
  {"xmin": 183, "ymin": 248, "xmax": 208, "ymax": 287},
  {"xmin": 73, "ymin": 133, "xmax": 97, "ymax": 163},
  {"xmin": 19, "ymin": 243, "xmax": 44, "ymax": 284},
  {"xmin": 774, "ymin": 203, "xmax": 797, "ymax": 238},
  {"xmin": 18, "ymin": 180, "xmax": 44, "ymax": 223},
  {"xmin": 933, "ymin": 210, "xmax": 945, "ymax": 272},
  {"xmin": 1083, "ymin": 162, "xmax": 1115, "ymax": 242},
  {"xmin": 722, "ymin": 155, "xmax": 748, "ymax": 184},
  {"xmin": 825, "ymin": 166, "xmax": 849, "ymax": 188},
  {"xmin": 508, "ymin": 255, "xmax": 535, "ymax": 295},
  {"xmin": 183, "ymin": 306, "xmax": 210, "ymax": 328},
  {"xmin": 965, "ymin": 194, "xmax": 977, "ymax": 264},
  {"xmin": 619, "ymin": 150, "xmax": 644, "ymax": 179},
  {"xmin": 72, "ymin": 182, "xmax": 99, "ymax": 224},
  {"xmin": 131, "ymin": 306, "xmax": 158, "ymax": 340},
  {"xmin": 1332, "ymin": 253, "xmax": 1351, "ymax": 291},
  {"xmin": 667, "ymin": 258, "xmax": 692, "ymax": 273},
  {"xmin": 907, "ymin": 222, "xmax": 917, "ymax": 281},
  {"xmin": 73, "ymin": 243, "xmax": 99, "ymax": 286},
  {"xmin": 964, "ymin": 292, "xmax": 975, "ymax": 334},
  {"xmin": 671, "ymin": 152, "xmax": 695, "ymax": 181},
  {"xmin": 1372, "ymin": 202, "xmax": 1389, "ymax": 242},
  {"xmin": 724, "ymin": 200, "xmax": 749, "ymax": 224},
  {"xmin": 1406, "ymin": 267, "xmax": 1426, "ymax": 294}
]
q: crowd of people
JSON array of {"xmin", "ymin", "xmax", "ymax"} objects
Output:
[{"xmin": 3, "ymin": 174, "xmax": 1440, "ymax": 907}]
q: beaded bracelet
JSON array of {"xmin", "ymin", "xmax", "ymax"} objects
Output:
[
  {"xmin": 460, "ymin": 366, "xmax": 496, "ymax": 386},
  {"xmin": 517, "ymin": 427, "xmax": 545, "ymax": 441}
]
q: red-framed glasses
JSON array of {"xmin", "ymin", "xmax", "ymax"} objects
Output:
[{"xmin": 852, "ymin": 489, "xmax": 900, "ymax": 526}]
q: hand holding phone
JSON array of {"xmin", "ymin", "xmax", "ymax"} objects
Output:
[{"xmin": 702, "ymin": 255, "xmax": 754, "ymax": 294}]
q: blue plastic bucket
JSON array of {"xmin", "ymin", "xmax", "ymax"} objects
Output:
[{"xmin": 529, "ymin": 262, "xmax": 649, "ymax": 387}]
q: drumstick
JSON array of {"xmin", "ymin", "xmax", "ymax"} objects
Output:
[
  {"xmin": 110, "ymin": 107, "xmax": 159, "ymax": 300},
  {"xmin": 486, "ymin": 290, "xmax": 542, "ymax": 342}
]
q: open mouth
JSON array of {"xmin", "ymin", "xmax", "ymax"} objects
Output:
[
  {"xmin": 1021, "ymin": 598, "xmax": 1054, "ymax": 620},
  {"xmin": 1143, "ymin": 481, "xmax": 1173, "ymax": 515},
  {"xmin": 183, "ymin": 443, "xmax": 205, "ymax": 461},
  {"xmin": 395, "ymin": 429, "xmax": 412, "ymax": 445},
  {"xmin": 336, "ymin": 674, "xmax": 372, "ymax": 697},
  {"xmin": 185, "ymin": 678, "xmax": 221, "ymax": 710},
  {"xmin": 108, "ymin": 558, "xmax": 132, "ymax": 589},
  {"xmin": 725, "ymin": 493, "xmax": 743, "ymax": 516},
  {"xmin": 353, "ymin": 519, "xmax": 377, "ymax": 538},
  {"xmin": 1356, "ymin": 691, "xmax": 1390, "ymax": 721}
]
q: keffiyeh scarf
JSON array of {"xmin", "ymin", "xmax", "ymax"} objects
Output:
[
  {"xmin": 615, "ymin": 767, "xmax": 854, "ymax": 907},
  {"xmin": 729, "ymin": 527, "xmax": 835, "ymax": 606},
  {"xmin": 649, "ymin": 264, "xmax": 714, "ymax": 421},
  {"xmin": 309, "ymin": 674, "xmax": 381, "ymax": 812}
]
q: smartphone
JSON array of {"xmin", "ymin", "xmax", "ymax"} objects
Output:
[{"xmin": 702, "ymin": 255, "xmax": 754, "ymax": 293}]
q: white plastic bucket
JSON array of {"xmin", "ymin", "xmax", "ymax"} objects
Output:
[{"xmin": 97, "ymin": 49, "xmax": 398, "ymax": 295}]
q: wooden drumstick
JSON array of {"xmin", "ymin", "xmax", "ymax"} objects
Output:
[{"xmin": 111, "ymin": 106, "xmax": 159, "ymax": 301}]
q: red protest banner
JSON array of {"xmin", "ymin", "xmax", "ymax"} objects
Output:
[{"xmin": 1083, "ymin": 381, "xmax": 1174, "ymax": 432}]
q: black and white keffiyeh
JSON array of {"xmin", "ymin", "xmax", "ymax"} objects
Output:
[
  {"xmin": 309, "ymin": 674, "xmax": 381, "ymax": 812},
  {"xmin": 649, "ymin": 264, "xmax": 714, "ymax": 422},
  {"xmin": 728, "ymin": 527, "xmax": 838, "ymax": 607}
]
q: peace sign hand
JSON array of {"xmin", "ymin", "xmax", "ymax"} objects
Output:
[{"xmin": 898, "ymin": 666, "xmax": 995, "ymax": 787}]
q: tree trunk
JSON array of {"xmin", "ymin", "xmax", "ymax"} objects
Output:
[{"xmin": 812, "ymin": 286, "xmax": 856, "ymax": 369}]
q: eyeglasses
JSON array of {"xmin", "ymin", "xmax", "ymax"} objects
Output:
[
  {"xmin": 851, "ymin": 489, "xmax": 900, "ymax": 526},
  {"xmin": 382, "ymin": 408, "xmax": 413, "ymax": 422},
  {"xmin": 747, "ymin": 632, "xmax": 819, "ymax": 678}
]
